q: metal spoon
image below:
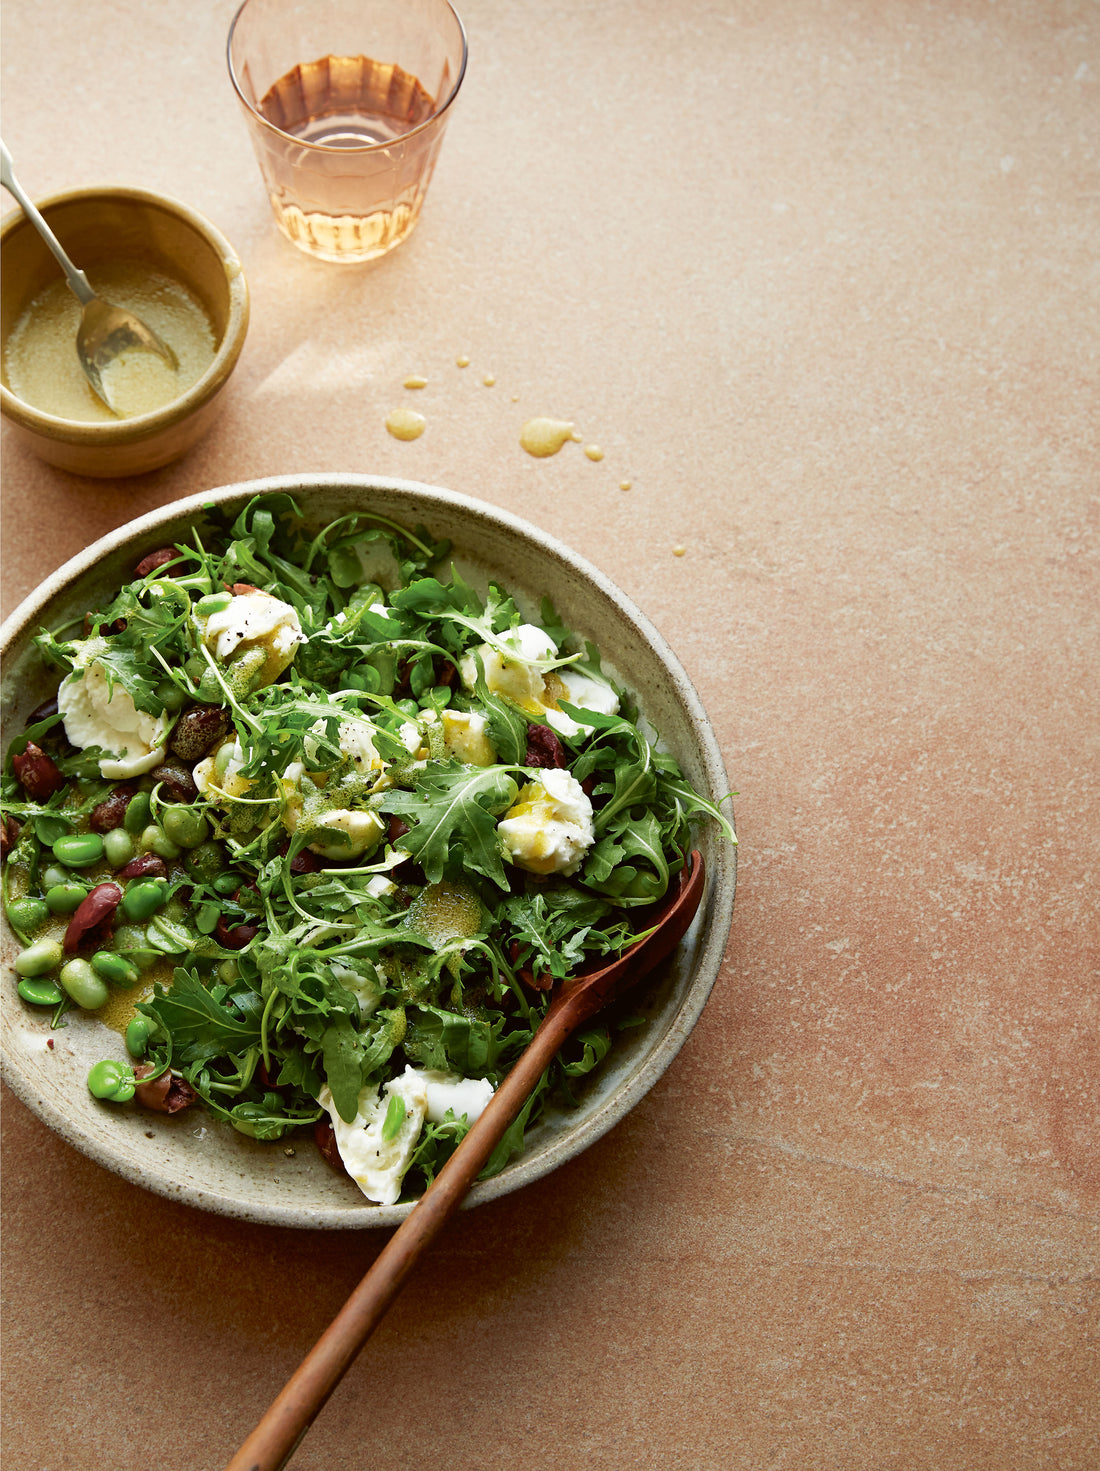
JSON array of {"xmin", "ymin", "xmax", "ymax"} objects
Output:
[
  {"xmin": 224, "ymin": 850, "xmax": 707, "ymax": 1471},
  {"xmin": 0, "ymin": 139, "xmax": 177, "ymax": 414}
]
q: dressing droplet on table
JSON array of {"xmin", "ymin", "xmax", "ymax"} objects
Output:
[
  {"xmin": 520, "ymin": 417, "xmax": 576, "ymax": 457},
  {"xmin": 385, "ymin": 408, "xmax": 426, "ymax": 441},
  {"xmin": 403, "ymin": 375, "xmax": 428, "ymax": 389}
]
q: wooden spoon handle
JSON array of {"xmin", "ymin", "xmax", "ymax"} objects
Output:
[
  {"xmin": 223, "ymin": 1000, "xmax": 580, "ymax": 1471},
  {"xmin": 226, "ymin": 852, "xmax": 705, "ymax": 1470}
]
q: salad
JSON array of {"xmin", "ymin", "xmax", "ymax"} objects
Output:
[{"xmin": 2, "ymin": 495, "xmax": 735, "ymax": 1206}]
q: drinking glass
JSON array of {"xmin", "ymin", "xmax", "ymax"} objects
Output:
[{"xmin": 227, "ymin": 0, "xmax": 467, "ymax": 264}]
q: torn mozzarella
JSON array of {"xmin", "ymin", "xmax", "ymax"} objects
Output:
[
  {"xmin": 279, "ymin": 760, "xmax": 386, "ymax": 859},
  {"xmin": 543, "ymin": 667, "xmax": 621, "ymax": 737},
  {"xmin": 459, "ymin": 623, "xmax": 557, "ymax": 711},
  {"xmin": 196, "ymin": 590, "xmax": 305, "ymax": 686},
  {"xmin": 497, "ymin": 767, "xmax": 595, "ymax": 875},
  {"xmin": 440, "ymin": 708, "xmax": 497, "ymax": 765},
  {"xmin": 318, "ymin": 1074, "xmax": 428, "ymax": 1206},
  {"xmin": 57, "ymin": 648, "xmax": 169, "ymax": 778}
]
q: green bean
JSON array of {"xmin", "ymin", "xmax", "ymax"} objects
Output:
[
  {"xmin": 41, "ymin": 864, "xmax": 73, "ymax": 892},
  {"xmin": 160, "ymin": 806, "xmax": 209, "ymax": 850},
  {"xmin": 119, "ymin": 879, "xmax": 168, "ymax": 922},
  {"xmin": 44, "ymin": 882, "xmax": 88, "ymax": 915},
  {"xmin": 17, "ymin": 977, "xmax": 64, "ymax": 1007},
  {"xmin": 5, "ymin": 896, "xmax": 51, "ymax": 933},
  {"xmin": 90, "ymin": 950, "xmax": 141, "ymax": 987},
  {"xmin": 59, "ymin": 959, "xmax": 109, "ymax": 1010},
  {"xmin": 51, "ymin": 833, "xmax": 105, "ymax": 868},
  {"xmin": 213, "ymin": 872, "xmax": 239, "ymax": 896},
  {"xmin": 14, "ymin": 938, "xmax": 64, "ymax": 977}
]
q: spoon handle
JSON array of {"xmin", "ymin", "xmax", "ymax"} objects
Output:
[
  {"xmin": 226, "ymin": 851, "xmax": 705, "ymax": 1471},
  {"xmin": 0, "ymin": 138, "xmax": 96, "ymax": 304},
  {"xmin": 223, "ymin": 997, "xmax": 583, "ymax": 1471}
]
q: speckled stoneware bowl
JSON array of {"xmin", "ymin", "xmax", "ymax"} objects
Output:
[
  {"xmin": 0, "ymin": 186, "xmax": 249, "ymax": 477},
  {"xmin": 0, "ymin": 474, "xmax": 735, "ymax": 1228}
]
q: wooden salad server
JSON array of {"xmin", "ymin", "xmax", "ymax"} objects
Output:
[{"xmin": 225, "ymin": 850, "xmax": 706, "ymax": 1471}]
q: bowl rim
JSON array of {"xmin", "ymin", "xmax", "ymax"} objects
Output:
[
  {"xmin": 0, "ymin": 472, "xmax": 736, "ymax": 1228},
  {"xmin": 0, "ymin": 184, "xmax": 250, "ymax": 443}
]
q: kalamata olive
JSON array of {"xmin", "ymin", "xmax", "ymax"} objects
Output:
[
  {"xmin": 83, "ymin": 613, "xmax": 127, "ymax": 636},
  {"xmin": 12, "ymin": 742, "xmax": 64, "ymax": 800},
  {"xmin": 25, "ymin": 696, "xmax": 59, "ymax": 725},
  {"xmin": 134, "ymin": 1065, "xmax": 197, "ymax": 1114},
  {"xmin": 150, "ymin": 762, "xmax": 198, "ymax": 803},
  {"xmin": 168, "ymin": 704, "xmax": 229, "ymax": 761},
  {"xmin": 90, "ymin": 785, "xmax": 136, "ymax": 833},
  {"xmin": 134, "ymin": 547, "xmax": 184, "ymax": 578},
  {"xmin": 63, "ymin": 882, "xmax": 123, "ymax": 953},
  {"xmin": 214, "ymin": 917, "xmax": 259, "ymax": 950},
  {"xmin": 1, "ymin": 815, "xmax": 21, "ymax": 861},
  {"xmin": 149, "ymin": 759, "xmax": 198, "ymax": 806},
  {"xmin": 117, "ymin": 852, "xmax": 169, "ymax": 881},
  {"xmin": 315, "ymin": 1117, "xmax": 345, "ymax": 1173},
  {"xmin": 524, "ymin": 723, "xmax": 568, "ymax": 769}
]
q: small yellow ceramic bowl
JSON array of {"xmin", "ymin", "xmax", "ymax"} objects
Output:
[{"xmin": 0, "ymin": 186, "xmax": 249, "ymax": 477}]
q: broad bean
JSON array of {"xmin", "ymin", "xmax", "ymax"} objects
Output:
[
  {"xmin": 17, "ymin": 977, "xmax": 64, "ymax": 1006},
  {"xmin": 15, "ymin": 938, "xmax": 64, "ymax": 977},
  {"xmin": 139, "ymin": 824, "xmax": 181, "ymax": 862},
  {"xmin": 125, "ymin": 1013, "xmax": 157, "ymax": 1058},
  {"xmin": 44, "ymin": 882, "xmax": 88, "ymax": 916},
  {"xmin": 160, "ymin": 806, "xmax": 209, "ymax": 850},
  {"xmin": 87, "ymin": 1059, "xmax": 136, "ymax": 1102},
  {"xmin": 51, "ymin": 833, "xmax": 105, "ymax": 868},
  {"xmin": 123, "ymin": 791, "xmax": 152, "ymax": 835},
  {"xmin": 113, "ymin": 924, "xmax": 158, "ymax": 971},
  {"xmin": 6, "ymin": 896, "xmax": 50, "ymax": 933},
  {"xmin": 103, "ymin": 829, "xmax": 136, "ymax": 868},
  {"xmin": 119, "ymin": 880, "xmax": 168, "ymax": 922},
  {"xmin": 91, "ymin": 950, "xmax": 141, "ymax": 987},
  {"xmin": 59, "ymin": 958, "xmax": 109, "ymax": 1010}
]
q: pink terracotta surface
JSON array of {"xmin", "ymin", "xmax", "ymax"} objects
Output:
[{"xmin": 2, "ymin": 2, "xmax": 1097, "ymax": 1468}]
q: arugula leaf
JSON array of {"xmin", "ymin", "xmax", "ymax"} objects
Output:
[
  {"xmin": 139, "ymin": 970, "xmax": 264, "ymax": 1063},
  {"xmin": 322, "ymin": 1014, "xmax": 366, "ymax": 1122},
  {"xmin": 404, "ymin": 1003, "xmax": 511, "ymax": 1075},
  {"xmin": 562, "ymin": 1025, "xmax": 612, "ymax": 1076},
  {"xmin": 380, "ymin": 762, "xmax": 519, "ymax": 886}
]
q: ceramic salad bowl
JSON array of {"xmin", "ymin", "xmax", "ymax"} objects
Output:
[{"xmin": 0, "ymin": 473, "xmax": 735, "ymax": 1228}]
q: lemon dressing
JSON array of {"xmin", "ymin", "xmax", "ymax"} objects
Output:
[{"xmin": 4, "ymin": 261, "xmax": 216, "ymax": 421}]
